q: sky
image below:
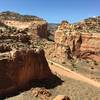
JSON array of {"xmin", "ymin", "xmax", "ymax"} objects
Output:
[{"xmin": 0, "ymin": 0, "xmax": 100, "ymax": 23}]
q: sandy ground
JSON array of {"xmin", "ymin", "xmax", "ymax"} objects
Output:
[
  {"xmin": 89, "ymin": 55, "xmax": 100, "ymax": 62},
  {"xmin": 47, "ymin": 60, "xmax": 100, "ymax": 88}
]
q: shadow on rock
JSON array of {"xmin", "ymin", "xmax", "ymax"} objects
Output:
[
  {"xmin": 31, "ymin": 74, "xmax": 64, "ymax": 89},
  {"xmin": 0, "ymin": 74, "xmax": 63, "ymax": 99}
]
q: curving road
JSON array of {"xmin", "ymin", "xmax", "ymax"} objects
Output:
[{"xmin": 47, "ymin": 59, "xmax": 100, "ymax": 88}]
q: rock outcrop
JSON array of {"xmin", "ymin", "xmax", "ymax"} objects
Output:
[
  {"xmin": 80, "ymin": 33, "xmax": 100, "ymax": 52},
  {"xmin": 0, "ymin": 48, "xmax": 52, "ymax": 94},
  {"xmin": 0, "ymin": 19, "xmax": 52, "ymax": 95},
  {"xmin": 32, "ymin": 87, "xmax": 51, "ymax": 99},
  {"xmin": 74, "ymin": 16, "xmax": 100, "ymax": 33},
  {"xmin": 55, "ymin": 21, "xmax": 82, "ymax": 59},
  {"xmin": 0, "ymin": 11, "xmax": 48, "ymax": 38},
  {"xmin": 54, "ymin": 20, "xmax": 100, "ymax": 61}
]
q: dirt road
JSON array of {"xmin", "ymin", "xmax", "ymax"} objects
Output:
[{"xmin": 47, "ymin": 60, "xmax": 100, "ymax": 88}]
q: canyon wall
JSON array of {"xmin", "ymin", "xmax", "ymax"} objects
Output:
[
  {"xmin": 0, "ymin": 18, "xmax": 52, "ymax": 95},
  {"xmin": 54, "ymin": 21, "xmax": 100, "ymax": 61},
  {"xmin": 0, "ymin": 48, "xmax": 52, "ymax": 95},
  {"xmin": 80, "ymin": 33, "xmax": 100, "ymax": 52},
  {"xmin": 55, "ymin": 21, "xmax": 100, "ymax": 52},
  {"xmin": 1, "ymin": 20, "xmax": 48, "ymax": 38},
  {"xmin": 55, "ymin": 31, "xmax": 100, "ymax": 53}
]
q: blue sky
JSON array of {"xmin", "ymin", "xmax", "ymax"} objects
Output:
[{"xmin": 0, "ymin": 0, "xmax": 100, "ymax": 23}]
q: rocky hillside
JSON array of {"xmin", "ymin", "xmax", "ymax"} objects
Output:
[
  {"xmin": 0, "ymin": 11, "xmax": 48, "ymax": 38},
  {"xmin": 0, "ymin": 16, "xmax": 52, "ymax": 96},
  {"xmin": 0, "ymin": 11, "xmax": 43, "ymax": 21},
  {"xmin": 44, "ymin": 19, "xmax": 100, "ymax": 64},
  {"xmin": 74, "ymin": 16, "xmax": 100, "ymax": 33},
  {"xmin": 55, "ymin": 20, "xmax": 100, "ymax": 52}
]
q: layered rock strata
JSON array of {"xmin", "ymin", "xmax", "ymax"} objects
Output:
[
  {"xmin": 0, "ymin": 19, "xmax": 52, "ymax": 95},
  {"xmin": 54, "ymin": 21, "xmax": 100, "ymax": 61}
]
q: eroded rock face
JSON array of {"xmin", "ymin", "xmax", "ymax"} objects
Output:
[
  {"xmin": 30, "ymin": 22, "xmax": 48, "ymax": 38},
  {"xmin": 54, "ymin": 20, "xmax": 100, "ymax": 61},
  {"xmin": 0, "ymin": 49, "xmax": 52, "ymax": 94},
  {"xmin": 1, "ymin": 20, "xmax": 48, "ymax": 38},
  {"xmin": 54, "ymin": 21, "xmax": 82, "ymax": 59},
  {"xmin": 0, "ymin": 17, "xmax": 52, "ymax": 95},
  {"xmin": 0, "ymin": 49, "xmax": 52, "ymax": 95},
  {"xmin": 74, "ymin": 16, "xmax": 100, "ymax": 33},
  {"xmin": 80, "ymin": 33, "xmax": 100, "ymax": 52},
  {"xmin": 0, "ymin": 11, "xmax": 48, "ymax": 38}
]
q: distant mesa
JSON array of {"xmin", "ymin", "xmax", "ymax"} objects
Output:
[
  {"xmin": 0, "ymin": 11, "xmax": 48, "ymax": 38},
  {"xmin": 0, "ymin": 11, "xmax": 44, "ymax": 21}
]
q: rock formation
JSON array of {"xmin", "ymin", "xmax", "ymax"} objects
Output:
[
  {"xmin": 54, "ymin": 20, "xmax": 100, "ymax": 61},
  {"xmin": 54, "ymin": 21, "xmax": 81, "ymax": 60},
  {"xmin": 0, "ymin": 48, "xmax": 52, "ymax": 94},
  {"xmin": 74, "ymin": 16, "xmax": 100, "ymax": 33},
  {"xmin": 0, "ymin": 16, "xmax": 52, "ymax": 95},
  {"xmin": 80, "ymin": 33, "xmax": 100, "ymax": 52},
  {"xmin": 32, "ymin": 87, "xmax": 51, "ymax": 99},
  {"xmin": 0, "ymin": 11, "xmax": 48, "ymax": 38}
]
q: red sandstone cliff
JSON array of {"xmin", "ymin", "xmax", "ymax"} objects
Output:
[
  {"xmin": 0, "ymin": 48, "xmax": 52, "ymax": 95},
  {"xmin": 0, "ymin": 18, "xmax": 52, "ymax": 95},
  {"xmin": 30, "ymin": 22, "xmax": 48, "ymax": 38}
]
